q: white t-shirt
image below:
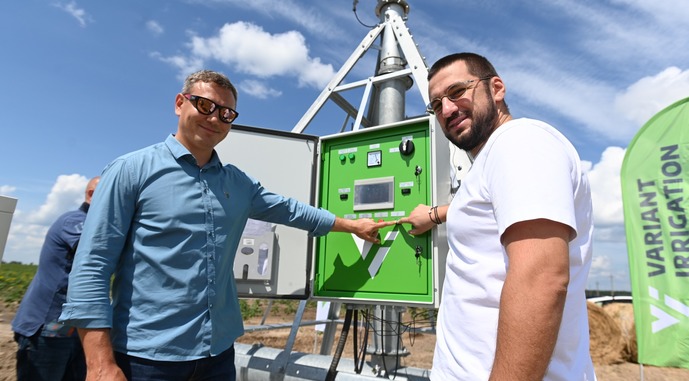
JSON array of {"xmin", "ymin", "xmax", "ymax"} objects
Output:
[{"xmin": 431, "ymin": 118, "xmax": 596, "ymax": 380}]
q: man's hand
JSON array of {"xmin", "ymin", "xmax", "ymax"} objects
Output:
[
  {"xmin": 397, "ymin": 204, "xmax": 448, "ymax": 235},
  {"xmin": 79, "ymin": 328, "xmax": 127, "ymax": 381},
  {"xmin": 331, "ymin": 217, "xmax": 396, "ymax": 243}
]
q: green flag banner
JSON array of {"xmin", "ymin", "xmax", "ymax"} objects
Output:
[{"xmin": 621, "ymin": 97, "xmax": 689, "ymax": 368}]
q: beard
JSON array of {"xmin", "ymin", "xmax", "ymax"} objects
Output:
[{"xmin": 442, "ymin": 89, "xmax": 498, "ymax": 153}]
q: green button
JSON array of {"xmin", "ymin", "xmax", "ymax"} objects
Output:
[
  {"xmin": 339, "ymin": 154, "xmax": 346, "ymax": 161},
  {"xmin": 348, "ymin": 153, "xmax": 355, "ymax": 160}
]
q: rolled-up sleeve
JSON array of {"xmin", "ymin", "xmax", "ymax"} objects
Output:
[{"xmin": 59, "ymin": 158, "xmax": 136, "ymax": 328}]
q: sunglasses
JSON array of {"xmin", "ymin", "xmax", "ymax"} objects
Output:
[
  {"xmin": 426, "ymin": 76, "xmax": 493, "ymax": 115},
  {"xmin": 183, "ymin": 94, "xmax": 239, "ymax": 124}
]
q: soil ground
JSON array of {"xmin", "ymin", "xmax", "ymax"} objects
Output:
[{"xmin": 0, "ymin": 302, "xmax": 688, "ymax": 380}]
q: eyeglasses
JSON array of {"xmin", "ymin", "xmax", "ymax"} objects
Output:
[
  {"xmin": 183, "ymin": 94, "xmax": 239, "ymax": 124},
  {"xmin": 426, "ymin": 76, "xmax": 493, "ymax": 115}
]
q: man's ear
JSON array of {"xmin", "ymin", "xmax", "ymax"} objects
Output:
[
  {"xmin": 490, "ymin": 77, "xmax": 506, "ymax": 102},
  {"xmin": 174, "ymin": 93, "xmax": 185, "ymax": 116}
]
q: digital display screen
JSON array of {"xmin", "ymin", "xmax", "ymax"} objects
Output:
[{"xmin": 353, "ymin": 177, "xmax": 394, "ymax": 211}]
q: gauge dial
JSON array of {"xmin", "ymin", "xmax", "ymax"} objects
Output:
[{"xmin": 367, "ymin": 150, "xmax": 382, "ymax": 167}]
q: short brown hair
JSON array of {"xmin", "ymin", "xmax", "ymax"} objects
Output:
[
  {"xmin": 428, "ymin": 52, "xmax": 499, "ymax": 82},
  {"xmin": 182, "ymin": 70, "xmax": 238, "ymax": 102}
]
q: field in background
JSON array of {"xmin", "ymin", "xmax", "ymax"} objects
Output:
[
  {"xmin": 0, "ymin": 262, "xmax": 312, "ymax": 319},
  {"xmin": 0, "ymin": 262, "xmax": 37, "ymax": 305},
  {"xmin": 2, "ymin": 262, "xmax": 689, "ymax": 380}
]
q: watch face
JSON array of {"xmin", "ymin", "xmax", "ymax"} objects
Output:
[{"xmin": 367, "ymin": 150, "xmax": 382, "ymax": 167}]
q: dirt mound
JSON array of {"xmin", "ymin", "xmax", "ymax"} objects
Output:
[
  {"xmin": 603, "ymin": 302, "xmax": 637, "ymax": 363},
  {"xmin": 588, "ymin": 301, "xmax": 626, "ymax": 365}
]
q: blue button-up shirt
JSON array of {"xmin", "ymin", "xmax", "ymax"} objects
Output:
[{"xmin": 60, "ymin": 135, "xmax": 335, "ymax": 361}]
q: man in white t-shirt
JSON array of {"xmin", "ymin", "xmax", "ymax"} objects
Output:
[{"xmin": 399, "ymin": 53, "xmax": 596, "ymax": 380}]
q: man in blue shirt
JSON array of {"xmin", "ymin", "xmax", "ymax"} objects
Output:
[
  {"xmin": 59, "ymin": 70, "xmax": 390, "ymax": 381},
  {"xmin": 13, "ymin": 176, "xmax": 99, "ymax": 381}
]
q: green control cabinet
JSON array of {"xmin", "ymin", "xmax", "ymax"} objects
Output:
[{"xmin": 314, "ymin": 117, "xmax": 451, "ymax": 307}]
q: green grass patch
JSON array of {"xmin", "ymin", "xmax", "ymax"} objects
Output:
[
  {"xmin": 0, "ymin": 262, "xmax": 37, "ymax": 305},
  {"xmin": 0, "ymin": 262, "xmax": 322, "ymax": 323}
]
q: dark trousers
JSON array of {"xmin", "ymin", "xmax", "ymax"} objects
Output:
[
  {"xmin": 15, "ymin": 333, "xmax": 86, "ymax": 381},
  {"xmin": 115, "ymin": 345, "xmax": 236, "ymax": 381}
]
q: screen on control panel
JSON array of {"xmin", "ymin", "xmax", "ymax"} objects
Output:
[{"xmin": 353, "ymin": 176, "xmax": 394, "ymax": 211}]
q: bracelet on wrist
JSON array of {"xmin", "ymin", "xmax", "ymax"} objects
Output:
[{"xmin": 428, "ymin": 206, "xmax": 442, "ymax": 225}]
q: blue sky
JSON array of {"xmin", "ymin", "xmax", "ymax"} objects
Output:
[{"xmin": 1, "ymin": 0, "xmax": 688, "ymax": 292}]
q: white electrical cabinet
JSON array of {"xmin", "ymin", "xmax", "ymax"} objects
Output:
[
  {"xmin": 214, "ymin": 125, "xmax": 318, "ymax": 299},
  {"xmin": 0, "ymin": 196, "xmax": 18, "ymax": 262}
]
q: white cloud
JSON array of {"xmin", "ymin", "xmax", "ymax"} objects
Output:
[
  {"xmin": 589, "ymin": 254, "xmax": 612, "ymax": 279},
  {"xmin": 578, "ymin": 146, "xmax": 629, "ymax": 287},
  {"xmin": 587, "ymin": 147, "xmax": 626, "ymax": 226},
  {"xmin": 296, "ymin": 57, "xmax": 337, "ymax": 89},
  {"xmin": 620, "ymin": 0, "xmax": 689, "ymax": 26},
  {"xmin": 453, "ymin": 1, "xmax": 689, "ymax": 147},
  {"xmin": 199, "ymin": 0, "xmax": 346, "ymax": 41},
  {"xmin": 27, "ymin": 174, "xmax": 88, "ymax": 225},
  {"xmin": 3, "ymin": 221, "xmax": 47, "ymax": 265},
  {"xmin": 3, "ymin": 174, "xmax": 88, "ymax": 264},
  {"xmin": 0, "ymin": 185, "xmax": 16, "ymax": 196},
  {"xmin": 531, "ymin": 0, "xmax": 689, "ymax": 70},
  {"xmin": 154, "ymin": 21, "xmax": 336, "ymax": 92},
  {"xmin": 189, "ymin": 22, "xmax": 335, "ymax": 88},
  {"xmin": 239, "ymin": 80, "xmax": 282, "ymax": 99},
  {"xmin": 614, "ymin": 67, "xmax": 689, "ymax": 131},
  {"xmin": 506, "ymin": 61, "xmax": 624, "ymax": 140},
  {"xmin": 150, "ymin": 52, "xmax": 204, "ymax": 82},
  {"xmin": 505, "ymin": 62, "xmax": 689, "ymax": 145},
  {"xmin": 586, "ymin": 239, "xmax": 633, "ymax": 292},
  {"xmin": 146, "ymin": 20, "xmax": 164, "ymax": 36},
  {"xmin": 53, "ymin": 1, "xmax": 92, "ymax": 27}
]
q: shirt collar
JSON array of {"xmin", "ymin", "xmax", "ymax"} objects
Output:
[{"xmin": 164, "ymin": 134, "xmax": 223, "ymax": 168}]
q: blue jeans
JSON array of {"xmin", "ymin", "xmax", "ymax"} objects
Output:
[
  {"xmin": 15, "ymin": 333, "xmax": 86, "ymax": 381},
  {"xmin": 114, "ymin": 346, "xmax": 236, "ymax": 381}
]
